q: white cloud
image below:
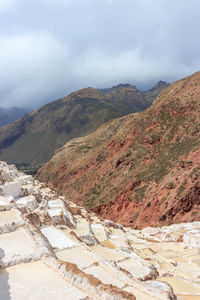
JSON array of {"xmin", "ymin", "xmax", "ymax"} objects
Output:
[
  {"xmin": 0, "ymin": 31, "xmax": 72, "ymax": 106},
  {"xmin": 0, "ymin": 0, "xmax": 12, "ymax": 10},
  {"xmin": 0, "ymin": 0, "xmax": 200, "ymax": 107}
]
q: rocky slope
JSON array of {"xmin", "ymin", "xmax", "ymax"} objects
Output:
[
  {"xmin": 0, "ymin": 106, "xmax": 30, "ymax": 128},
  {"xmin": 2, "ymin": 161, "xmax": 200, "ymax": 299},
  {"xmin": 37, "ymin": 72, "xmax": 200, "ymax": 229},
  {"xmin": 0, "ymin": 82, "xmax": 168, "ymax": 172}
]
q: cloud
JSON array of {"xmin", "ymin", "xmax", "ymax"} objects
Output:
[
  {"xmin": 0, "ymin": 0, "xmax": 16, "ymax": 11},
  {"xmin": 0, "ymin": 0, "xmax": 200, "ymax": 107},
  {"xmin": 0, "ymin": 31, "xmax": 71, "ymax": 107}
]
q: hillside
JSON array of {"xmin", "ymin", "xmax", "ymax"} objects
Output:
[
  {"xmin": 0, "ymin": 82, "xmax": 168, "ymax": 172},
  {"xmin": 37, "ymin": 72, "xmax": 200, "ymax": 229},
  {"xmin": 0, "ymin": 106, "xmax": 30, "ymax": 128}
]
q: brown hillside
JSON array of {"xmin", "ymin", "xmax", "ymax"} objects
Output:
[{"xmin": 37, "ymin": 72, "xmax": 200, "ymax": 229}]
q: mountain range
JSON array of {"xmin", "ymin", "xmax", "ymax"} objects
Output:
[
  {"xmin": 0, "ymin": 81, "xmax": 168, "ymax": 173},
  {"xmin": 37, "ymin": 72, "xmax": 200, "ymax": 229}
]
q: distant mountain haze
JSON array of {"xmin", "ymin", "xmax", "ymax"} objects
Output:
[
  {"xmin": 0, "ymin": 107, "xmax": 31, "ymax": 128},
  {"xmin": 0, "ymin": 81, "xmax": 169, "ymax": 172}
]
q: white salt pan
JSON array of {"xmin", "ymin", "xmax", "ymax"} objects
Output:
[{"xmin": 41, "ymin": 226, "xmax": 76, "ymax": 249}]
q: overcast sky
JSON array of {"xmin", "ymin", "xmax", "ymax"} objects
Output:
[{"xmin": 1, "ymin": 0, "xmax": 200, "ymax": 108}]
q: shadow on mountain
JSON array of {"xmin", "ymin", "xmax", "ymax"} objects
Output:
[{"xmin": 0, "ymin": 248, "xmax": 11, "ymax": 300}]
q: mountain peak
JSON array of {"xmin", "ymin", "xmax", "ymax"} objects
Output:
[
  {"xmin": 99, "ymin": 83, "xmax": 137, "ymax": 94},
  {"xmin": 113, "ymin": 83, "xmax": 135, "ymax": 88},
  {"xmin": 152, "ymin": 80, "xmax": 169, "ymax": 89}
]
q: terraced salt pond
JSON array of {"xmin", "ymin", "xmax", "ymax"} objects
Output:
[
  {"xmin": 0, "ymin": 210, "xmax": 20, "ymax": 226},
  {"xmin": 0, "ymin": 261, "xmax": 88, "ymax": 300},
  {"xmin": 0, "ymin": 161, "xmax": 200, "ymax": 299},
  {"xmin": 0, "ymin": 227, "xmax": 38, "ymax": 264}
]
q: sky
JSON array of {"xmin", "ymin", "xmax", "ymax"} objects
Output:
[{"xmin": 1, "ymin": 0, "xmax": 200, "ymax": 108}]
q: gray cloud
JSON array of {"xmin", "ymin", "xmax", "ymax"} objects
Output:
[{"xmin": 0, "ymin": 0, "xmax": 200, "ymax": 107}]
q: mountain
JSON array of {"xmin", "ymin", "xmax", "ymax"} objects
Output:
[
  {"xmin": 141, "ymin": 80, "xmax": 171, "ymax": 103},
  {"xmin": 0, "ymin": 106, "xmax": 30, "ymax": 128},
  {"xmin": 0, "ymin": 82, "xmax": 168, "ymax": 173},
  {"xmin": 37, "ymin": 72, "xmax": 200, "ymax": 229}
]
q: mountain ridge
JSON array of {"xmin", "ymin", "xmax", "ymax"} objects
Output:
[
  {"xmin": 37, "ymin": 71, "xmax": 200, "ymax": 228},
  {"xmin": 0, "ymin": 81, "xmax": 168, "ymax": 172}
]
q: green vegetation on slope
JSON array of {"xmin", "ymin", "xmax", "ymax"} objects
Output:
[{"xmin": 0, "ymin": 82, "xmax": 168, "ymax": 172}]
